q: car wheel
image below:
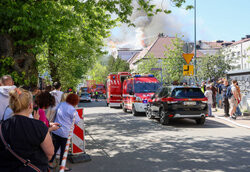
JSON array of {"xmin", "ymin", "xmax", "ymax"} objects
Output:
[
  {"xmin": 196, "ymin": 117, "xmax": 205, "ymax": 125},
  {"xmin": 132, "ymin": 105, "xmax": 139, "ymax": 116},
  {"xmin": 122, "ymin": 103, "xmax": 127, "ymax": 112},
  {"xmin": 159, "ymin": 110, "xmax": 170, "ymax": 125},
  {"xmin": 146, "ymin": 105, "xmax": 154, "ymax": 119}
]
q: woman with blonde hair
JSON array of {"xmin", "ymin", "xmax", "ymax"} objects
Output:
[{"xmin": 0, "ymin": 88, "xmax": 59, "ymax": 171}]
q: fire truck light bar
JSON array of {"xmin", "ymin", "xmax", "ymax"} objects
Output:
[{"xmin": 134, "ymin": 75, "xmax": 141, "ymax": 77}]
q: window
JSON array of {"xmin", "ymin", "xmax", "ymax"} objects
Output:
[
  {"xmin": 127, "ymin": 83, "xmax": 133, "ymax": 93},
  {"xmin": 171, "ymin": 88, "xmax": 205, "ymax": 98},
  {"xmin": 159, "ymin": 87, "xmax": 169, "ymax": 98},
  {"xmin": 134, "ymin": 83, "xmax": 160, "ymax": 93}
]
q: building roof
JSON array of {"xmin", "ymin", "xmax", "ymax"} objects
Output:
[
  {"xmin": 230, "ymin": 38, "xmax": 250, "ymax": 46},
  {"xmin": 190, "ymin": 49, "xmax": 205, "ymax": 58},
  {"xmin": 130, "ymin": 36, "xmax": 176, "ymax": 64}
]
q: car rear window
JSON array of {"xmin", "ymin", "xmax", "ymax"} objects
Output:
[{"xmin": 171, "ymin": 88, "xmax": 205, "ymax": 98}]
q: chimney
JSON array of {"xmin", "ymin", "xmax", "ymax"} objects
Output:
[
  {"xmin": 216, "ymin": 40, "xmax": 224, "ymax": 43},
  {"xmin": 246, "ymin": 35, "xmax": 250, "ymax": 39},
  {"xmin": 158, "ymin": 33, "xmax": 165, "ymax": 38},
  {"xmin": 241, "ymin": 37, "xmax": 246, "ymax": 40},
  {"xmin": 232, "ymin": 40, "xmax": 235, "ymax": 42}
]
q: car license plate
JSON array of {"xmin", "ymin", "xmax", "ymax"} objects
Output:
[{"xmin": 184, "ymin": 101, "xmax": 196, "ymax": 105}]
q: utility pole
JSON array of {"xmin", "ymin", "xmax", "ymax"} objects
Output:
[{"xmin": 194, "ymin": 0, "xmax": 197, "ymax": 84}]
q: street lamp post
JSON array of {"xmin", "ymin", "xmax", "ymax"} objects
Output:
[{"xmin": 194, "ymin": 0, "xmax": 197, "ymax": 84}]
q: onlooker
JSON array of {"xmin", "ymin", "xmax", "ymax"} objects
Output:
[
  {"xmin": 222, "ymin": 80, "xmax": 230, "ymax": 117},
  {"xmin": 228, "ymin": 80, "xmax": 239, "ymax": 120},
  {"xmin": 0, "ymin": 75, "xmax": 16, "ymax": 120},
  {"xmin": 45, "ymin": 85, "xmax": 53, "ymax": 92},
  {"xmin": 217, "ymin": 80, "xmax": 223, "ymax": 108},
  {"xmin": 204, "ymin": 85, "xmax": 213, "ymax": 117},
  {"xmin": 235, "ymin": 81, "xmax": 242, "ymax": 116},
  {"xmin": 50, "ymin": 82, "xmax": 64, "ymax": 107},
  {"xmin": 35, "ymin": 91, "xmax": 56, "ymax": 128},
  {"xmin": 211, "ymin": 82, "xmax": 217, "ymax": 111},
  {"xmin": 0, "ymin": 88, "xmax": 59, "ymax": 171},
  {"xmin": 49, "ymin": 93, "xmax": 80, "ymax": 170},
  {"xmin": 201, "ymin": 81, "xmax": 206, "ymax": 93}
]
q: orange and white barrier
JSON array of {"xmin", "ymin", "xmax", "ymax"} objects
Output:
[
  {"xmin": 71, "ymin": 108, "xmax": 85, "ymax": 154},
  {"xmin": 59, "ymin": 113, "xmax": 76, "ymax": 172}
]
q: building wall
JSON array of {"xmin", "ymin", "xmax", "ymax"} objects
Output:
[{"xmin": 223, "ymin": 40, "xmax": 250, "ymax": 71}]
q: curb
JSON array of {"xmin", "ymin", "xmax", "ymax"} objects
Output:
[{"xmin": 214, "ymin": 115, "xmax": 250, "ymax": 129}]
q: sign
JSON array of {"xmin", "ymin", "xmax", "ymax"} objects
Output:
[
  {"xmin": 183, "ymin": 65, "xmax": 194, "ymax": 76},
  {"xmin": 183, "ymin": 53, "xmax": 194, "ymax": 64},
  {"xmin": 151, "ymin": 68, "xmax": 162, "ymax": 71}
]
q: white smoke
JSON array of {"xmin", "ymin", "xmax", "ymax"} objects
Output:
[{"xmin": 107, "ymin": 0, "xmax": 190, "ymax": 55}]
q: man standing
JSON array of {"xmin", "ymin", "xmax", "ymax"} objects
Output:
[
  {"xmin": 0, "ymin": 75, "xmax": 16, "ymax": 120},
  {"xmin": 228, "ymin": 80, "xmax": 239, "ymax": 120},
  {"xmin": 222, "ymin": 80, "xmax": 230, "ymax": 117},
  {"xmin": 50, "ymin": 82, "xmax": 64, "ymax": 107}
]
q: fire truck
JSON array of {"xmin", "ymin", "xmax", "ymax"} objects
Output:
[
  {"xmin": 91, "ymin": 84, "xmax": 106, "ymax": 95},
  {"xmin": 106, "ymin": 72, "xmax": 131, "ymax": 107},
  {"xmin": 122, "ymin": 74, "xmax": 160, "ymax": 116}
]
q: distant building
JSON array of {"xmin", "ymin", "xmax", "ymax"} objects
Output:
[
  {"xmin": 222, "ymin": 35, "xmax": 250, "ymax": 71},
  {"xmin": 117, "ymin": 48, "xmax": 142, "ymax": 61},
  {"xmin": 128, "ymin": 34, "xmax": 177, "ymax": 71}
]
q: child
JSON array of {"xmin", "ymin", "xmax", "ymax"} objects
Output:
[{"xmin": 204, "ymin": 85, "xmax": 213, "ymax": 117}]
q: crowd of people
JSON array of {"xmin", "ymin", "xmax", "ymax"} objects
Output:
[
  {"xmin": 201, "ymin": 78, "xmax": 242, "ymax": 120},
  {"xmin": 0, "ymin": 75, "xmax": 80, "ymax": 171}
]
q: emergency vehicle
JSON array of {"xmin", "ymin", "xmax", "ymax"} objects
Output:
[
  {"xmin": 91, "ymin": 84, "xmax": 106, "ymax": 95},
  {"xmin": 122, "ymin": 74, "xmax": 160, "ymax": 116},
  {"xmin": 106, "ymin": 72, "xmax": 131, "ymax": 107}
]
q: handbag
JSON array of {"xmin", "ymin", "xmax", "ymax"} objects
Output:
[{"xmin": 0, "ymin": 123, "xmax": 42, "ymax": 172}]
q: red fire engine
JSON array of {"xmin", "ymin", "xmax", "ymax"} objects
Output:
[
  {"xmin": 122, "ymin": 74, "xmax": 160, "ymax": 116},
  {"xmin": 106, "ymin": 72, "xmax": 131, "ymax": 107}
]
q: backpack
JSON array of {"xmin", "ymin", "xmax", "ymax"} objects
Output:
[{"xmin": 226, "ymin": 86, "xmax": 233, "ymax": 98}]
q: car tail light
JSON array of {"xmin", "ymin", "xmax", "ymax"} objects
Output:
[
  {"xmin": 205, "ymin": 114, "xmax": 208, "ymax": 117},
  {"xmin": 167, "ymin": 97, "xmax": 178, "ymax": 104},
  {"xmin": 168, "ymin": 114, "xmax": 174, "ymax": 117}
]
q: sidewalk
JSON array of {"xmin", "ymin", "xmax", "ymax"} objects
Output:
[{"xmin": 212, "ymin": 108, "xmax": 250, "ymax": 129}]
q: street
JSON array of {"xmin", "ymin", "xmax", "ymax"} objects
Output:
[{"xmin": 70, "ymin": 101, "xmax": 250, "ymax": 172}]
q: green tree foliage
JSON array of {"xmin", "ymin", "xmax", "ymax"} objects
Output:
[
  {"xmin": 107, "ymin": 56, "xmax": 130, "ymax": 73},
  {"xmin": 136, "ymin": 54, "xmax": 161, "ymax": 80},
  {"xmin": 0, "ymin": 0, "xmax": 189, "ymax": 88},
  {"xmin": 197, "ymin": 54, "xmax": 232, "ymax": 81},
  {"xmin": 162, "ymin": 36, "xmax": 185, "ymax": 83},
  {"xmin": 88, "ymin": 61, "xmax": 108, "ymax": 84}
]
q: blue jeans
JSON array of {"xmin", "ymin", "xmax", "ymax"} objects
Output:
[
  {"xmin": 208, "ymin": 104, "xmax": 212, "ymax": 116},
  {"xmin": 235, "ymin": 106, "xmax": 242, "ymax": 116}
]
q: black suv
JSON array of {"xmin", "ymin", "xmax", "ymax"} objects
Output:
[{"xmin": 146, "ymin": 86, "xmax": 208, "ymax": 125}]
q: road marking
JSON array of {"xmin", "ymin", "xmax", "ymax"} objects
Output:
[{"xmin": 214, "ymin": 115, "xmax": 250, "ymax": 129}]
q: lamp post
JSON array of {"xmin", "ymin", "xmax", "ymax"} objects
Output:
[{"xmin": 194, "ymin": 0, "xmax": 197, "ymax": 84}]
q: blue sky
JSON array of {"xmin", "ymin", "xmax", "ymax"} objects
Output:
[{"xmin": 173, "ymin": 0, "xmax": 250, "ymax": 41}]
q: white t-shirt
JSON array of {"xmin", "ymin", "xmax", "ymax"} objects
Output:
[
  {"xmin": 50, "ymin": 90, "xmax": 64, "ymax": 107},
  {"xmin": 204, "ymin": 90, "xmax": 213, "ymax": 105}
]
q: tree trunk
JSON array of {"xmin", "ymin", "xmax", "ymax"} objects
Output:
[{"xmin": 0, "ymin": 34, "xmax": 38, "ymax": 87}]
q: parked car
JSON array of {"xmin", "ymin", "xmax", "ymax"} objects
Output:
[
  {"xmin": 146, "ymin": 86, "xmax": 208, "ymax": 125},
  {"xmin": 80, "ymin": 93, "xmax": 91, "ymax": 102}
]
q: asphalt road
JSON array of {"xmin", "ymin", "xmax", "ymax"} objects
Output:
[{"xmin": 70, "ymin": 100, "xmax": 250, "ymax": 172}]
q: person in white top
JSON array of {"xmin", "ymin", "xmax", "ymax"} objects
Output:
[
  {"xmin": 229, "ymin": 80, "xmax": 240, "ymax": 119},
  {"xmin": 50, "ymin": 82, "xmax": 64, "ymax": 107},
  {"xmin": 0, "ymin": 75, "xmax": 16, "ymax": 120},
  {"xmin": 204, "ymin": 85, "xmax": 213, "ymax": 117}
]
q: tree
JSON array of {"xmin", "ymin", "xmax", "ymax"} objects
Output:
[
  {"xmin": 162, "ymin": 36, "xmax": 185, "ymax": 84},
  {"xmin": 107, "ymin": 56, "xmax": 130, "ymax": 73},
  {"xmin": 0, "ymin": 0, "xmax": 190, "ymax": 87},
  {"xmin": 88, "ymin": 61, "xmax": 108, "ymax": 84},
  {"xmin": 197, "ymin": 53, "xmax": 232, "ymax": 81},
  {"xmin": 136, "ymin": 54, "xmax": 161, "ymax": 81}
]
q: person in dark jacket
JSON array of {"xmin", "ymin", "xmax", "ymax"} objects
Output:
[{"xmin": 222, "ymin": 80, "xmax": 230, "ymax": 117}]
